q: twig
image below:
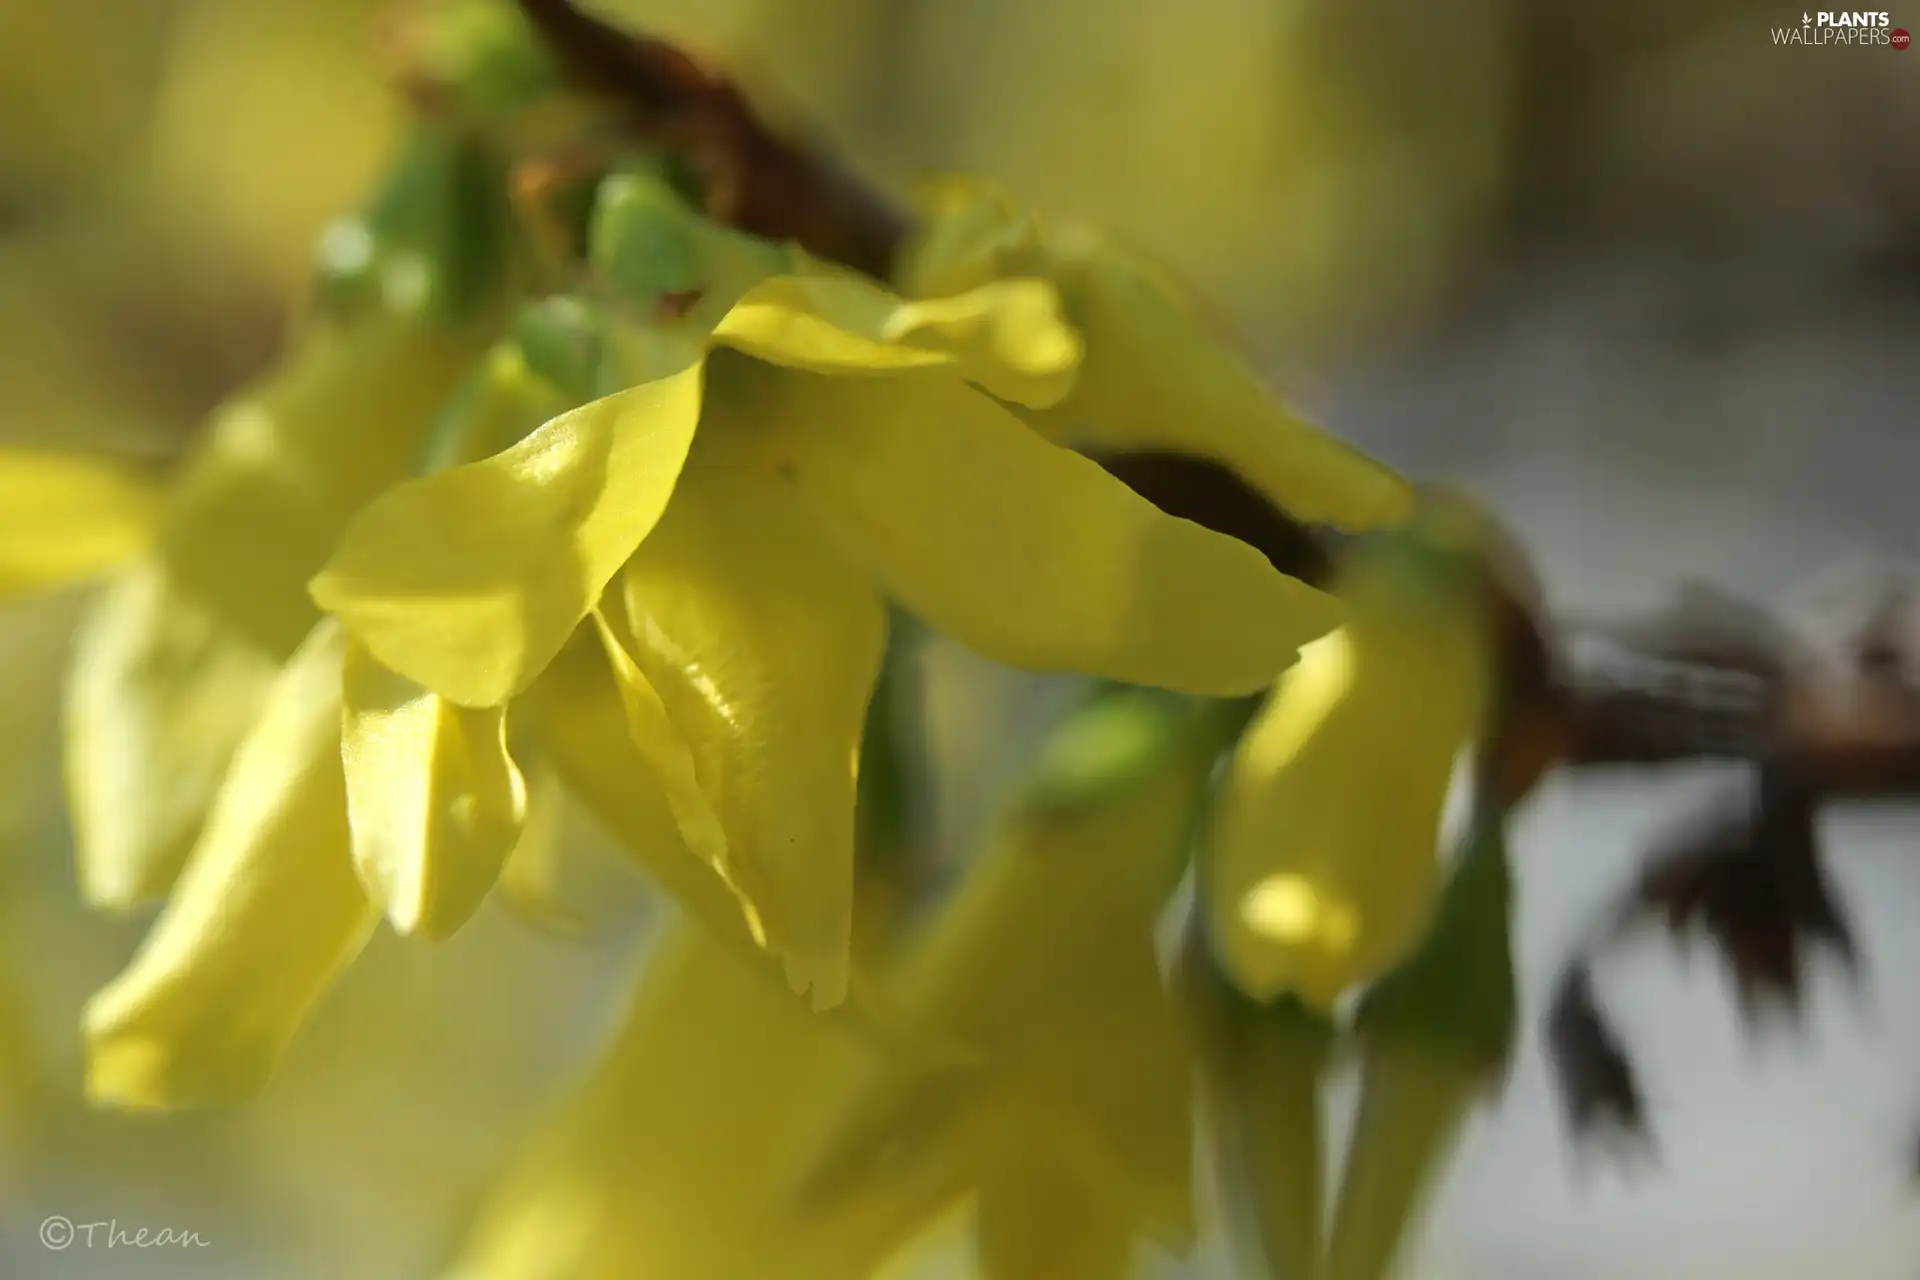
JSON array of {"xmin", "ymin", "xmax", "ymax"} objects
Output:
[{"xmin": 515, "ymin": 0, "xmax": 908, "ymax": 278}]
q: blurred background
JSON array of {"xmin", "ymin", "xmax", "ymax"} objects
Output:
[{"xmin": 1, "ymin": 0, "xmax": 1918, "ymax": 1274}]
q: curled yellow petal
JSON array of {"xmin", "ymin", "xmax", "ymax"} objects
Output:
[
  {"xmin": 64, "ymin": 562, "xmax": 280, "ymax": 910},
  {"xmin": 1207, "ymin": 542, "xmax": 1494, "ymax": 1010},
  {"xmin": 894, "ymin": 178, "xmax": 1038, "ymax": 301},
  {"xmin": 776, "ymin": 372, "xmax": 1341, "ymax": 697},
  {"xmin": 496, "ymin": 764, "xmax": 602, "ymax": 936},
  {"xmin": 902, "ymin": 178, "xmax": 1412, "ymax": 532},
  {"xmin": 1032, "ymin": 239, "xmax": 1411, "ymax": 533},
  {"xmin": 340, "ymin": 638, "xmax": 527, "ymax": 940},
  {"xmin": 163, "ymin": 314, "xmax": 489, "ymax": 657},
  {"xmin": 617, "ymin": 454, "xmax": 888, "ymax": 1009},
  {"xmin": 590, "ymin": 609, "xmax": 734, "ymax": 905},
  {"xmin": 713, "ymin": 269, "xmax": 1081, "ymax": 409},
  {"xmin": 801, "ymin": 696, "xmax": 1217, "ymax": 1253},
  {"xmin": 84, "ymin": 622, "xmax": 378, "ymax": 1110},
  {"xmin": 0, "ymin": 450, "xmax": 157, "ymax": 600},
  {"xmin": 521, "ymin": 626, "xmax": 757, "ymax": 952},
  {"xmin": 312, "ymin": 362, "xmax": 707, "ymax": 707}
]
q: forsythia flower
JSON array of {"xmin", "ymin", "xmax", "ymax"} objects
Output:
[
  {"xmin": 894, "ymin": 177, "xmax": 1414, "ymax": 534},
  {"xmin": 0, "ymin": 454, "xmax": 158, "ymax": 602},
  {"xmin": 72, "ymin": 122, "xmax": 514, "ymax": 1109},
  {"xmin": 789, "ymin": 689, "xmax": 1233, "ymax": 1275},
  {"xmin": 454, "ymin": 687, "xmax": 1229, "ymax": 1280},
  {"xmin": 1183, "ymin": 493, "xmax": 1520, "ymax": 1280},
  {"xmin": 448, "ymin": 668, "xmax": 933, "ymax": 1280},
  {"xmin": 311, "ymin": 164, "xmax": 1348, "ymax": 1007},
  {"xmin": 446, "ymin": 913, "xmax": 930, "ymax": 1280},
  {"xmin": 1207, "ymin": 493, "xmax": 1499, "ymax": 1012}
]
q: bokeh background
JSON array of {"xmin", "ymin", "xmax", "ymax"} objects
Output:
[{"xmin": 2, "ymin": 0, "xmax": 1918, "ymax": 1274}]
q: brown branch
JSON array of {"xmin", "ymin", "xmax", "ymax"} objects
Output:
[{"xmin": 515, "ymin": 0, "xmax": 908, "ymax": 278}]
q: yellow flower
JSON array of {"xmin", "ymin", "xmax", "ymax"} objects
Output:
[
  {"xmin": 1206, "ymin": 494, "xmax": 1498, "ymax": 1012},
  {"xmin": 312, "ymin": 189, "xmax": 1345, "ymax": 1006},
  {"xmin": 895, "ymin": 176, "xmax": 1414, "ymax": 534},
  {"xmin": 65, "ymin": 121, "xmax": 518, "ymax": 1108},
  {"xmin": 451, "ymin": 692, "xmax": 930, "ymax": 1280},
  {"xmin": 83, "ymin": 622, "xmax": 381, "ymax": 1109},
  {"xmin": 0, "ymin": 452, "xmax": 158, "ymax": 602},
  {"xmin": 53, "ymin": 122, "xmax": 511, "ymax": 917},
  {"xmin": 789, "ymin": 690, "xmax": 1233, "ymax": 1271},
  {"xmin": 454, "ymin": 688, "xmax": 1225, "ymax": 1280},
  {"xmin": 446, "ymin": 914, "xmax": 937, "ymax": 1280}
]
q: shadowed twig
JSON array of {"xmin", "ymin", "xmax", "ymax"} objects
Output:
[
  {"xmin": 1541, "ymin": 573, "xmax": 1920, "ymax": 1154},
  {"xmin": 515, "ymin": 0, "xmax": 907, "ymax": 277}
]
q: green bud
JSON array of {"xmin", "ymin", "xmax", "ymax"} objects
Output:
[
  {"xmin": 1326, "ymin": 823, "xmax": 1517, "ymax": 1280},
  {"xmin": 1179, "ymin": 928, "xmax": 1331, "ymax": 1280},
  {"xmin": 1024, "ymin": 686, "xmax": 1190, "ymax": 814},
  {"xmin": 512, "ymin": 295, "xmax": 608, "ymax": 404},
  {"xmin": 1351, "ymin": 822, "xmax": 1517, "ymax": 1062},
  {"xmin": 589, "ymin": 165, "xmax": 705, "ymax": 308}
]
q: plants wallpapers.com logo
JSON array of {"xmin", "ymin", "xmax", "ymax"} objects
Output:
[{"xmin": 1773, "ymin": 10, "xmax": 1912, "ymax": 44}]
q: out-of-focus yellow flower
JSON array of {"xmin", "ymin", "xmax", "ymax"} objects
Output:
[
  {"xmin": 0, "ymin": 453, "xmax": 159, "ymax": 601},
  {"xmin": 42, "ymin": 118, "xmax": 519, "ymax": 1108},
  {"xmin": 787, "ymin": 691, "xmax": 1238, "ymax": 1274},
  {"xmin": 452, "ymin": 672, "xmax": 929, "ymax": 1280},
  {"xmin": 313, "ymin": 167, "xmax": 1346, "ymax": 1006},
  {"xmin": 1207, "ymin": 494, "xmax": 1498, "ymax": 1012},
  {"xmin": 454, "ymin": 688, "xmax": 1228, "ymax": 1280},
  {"xmin": 56, "ymin": 122, "xmax": 509, "ymax": 924},
  {"xmin": 447, "ymin": 911, "xmax": 938, "ymax": 1280},
  {"xmin": 896, "ymin": 177, "xmax": 1415, "ymax": 534},
  {"xmin": 83, "ymin": 622, "xmax": 380, "ymax": 1109},
  {"xmin": 973, "ymin": 1153, "xmax": 1139, "ymax": 1280}
]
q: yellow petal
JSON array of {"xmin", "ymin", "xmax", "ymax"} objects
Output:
[
  {"xmin": 617, "ymin": 455, "xmax": 889, "ymax": 1009},
  {"xmin": 0, "ymin": 450, "xmax": 157, "ymax": 600},
  {"xmin": 775, "ymin": 372, "xmax": 1341, "ymax": 697},
  {"xmin": 340, "ymin": 638, "xmax": 527, "ymax": 940},
  {"xmin": 84, "ymin": 621, "xmax": 378, "ymax": 1110},
  {"xmin": 311, "ymin": 363, "xmax": 707, "ymax": 707},
  {"xmin": 451, "ymin": 920, "xmax": 926, "ymax": 1280},
  {"xmin": 64, "ymin": 561, "xmax": 280, "ymax": 910},
  {"xmin": 589, "ymin": 610, "xmax": 734, "ymax": 905},
  {"xmin": 520, "ymin": 626, "xmax": 758, "ymax": 952},
  {"xmin": 974, "ymin": 1156, "xmax": 1138, "ymax": 1280},
  {"xmin": 893, "ymin": 178, "xmax": 1039, "ymax": 301},
  {"xmin": 713, "ymin": 269, "xmax": 1081, "ymax": 409},
  {"xmin": 801, "ymin": 699, "xmax": 1217, "ymax": 1254},
  {"xmin": 1040, "ymin": 238, "xmax": 1411, "ymax": 531},
  {"xmin": 1208, "ymin": 568, "xmax": 1493, "ymax": 1009},
  {"xmin": 495, "ymin": 764, "xmax": 602, "ymax": 936},
  {"xmin": 902, "ymin": 178, "xmax": 1412, "ymax": 532},
  {"xmin": 163, "ymin": 314, "xmax": 489, "ymax": 657}
]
